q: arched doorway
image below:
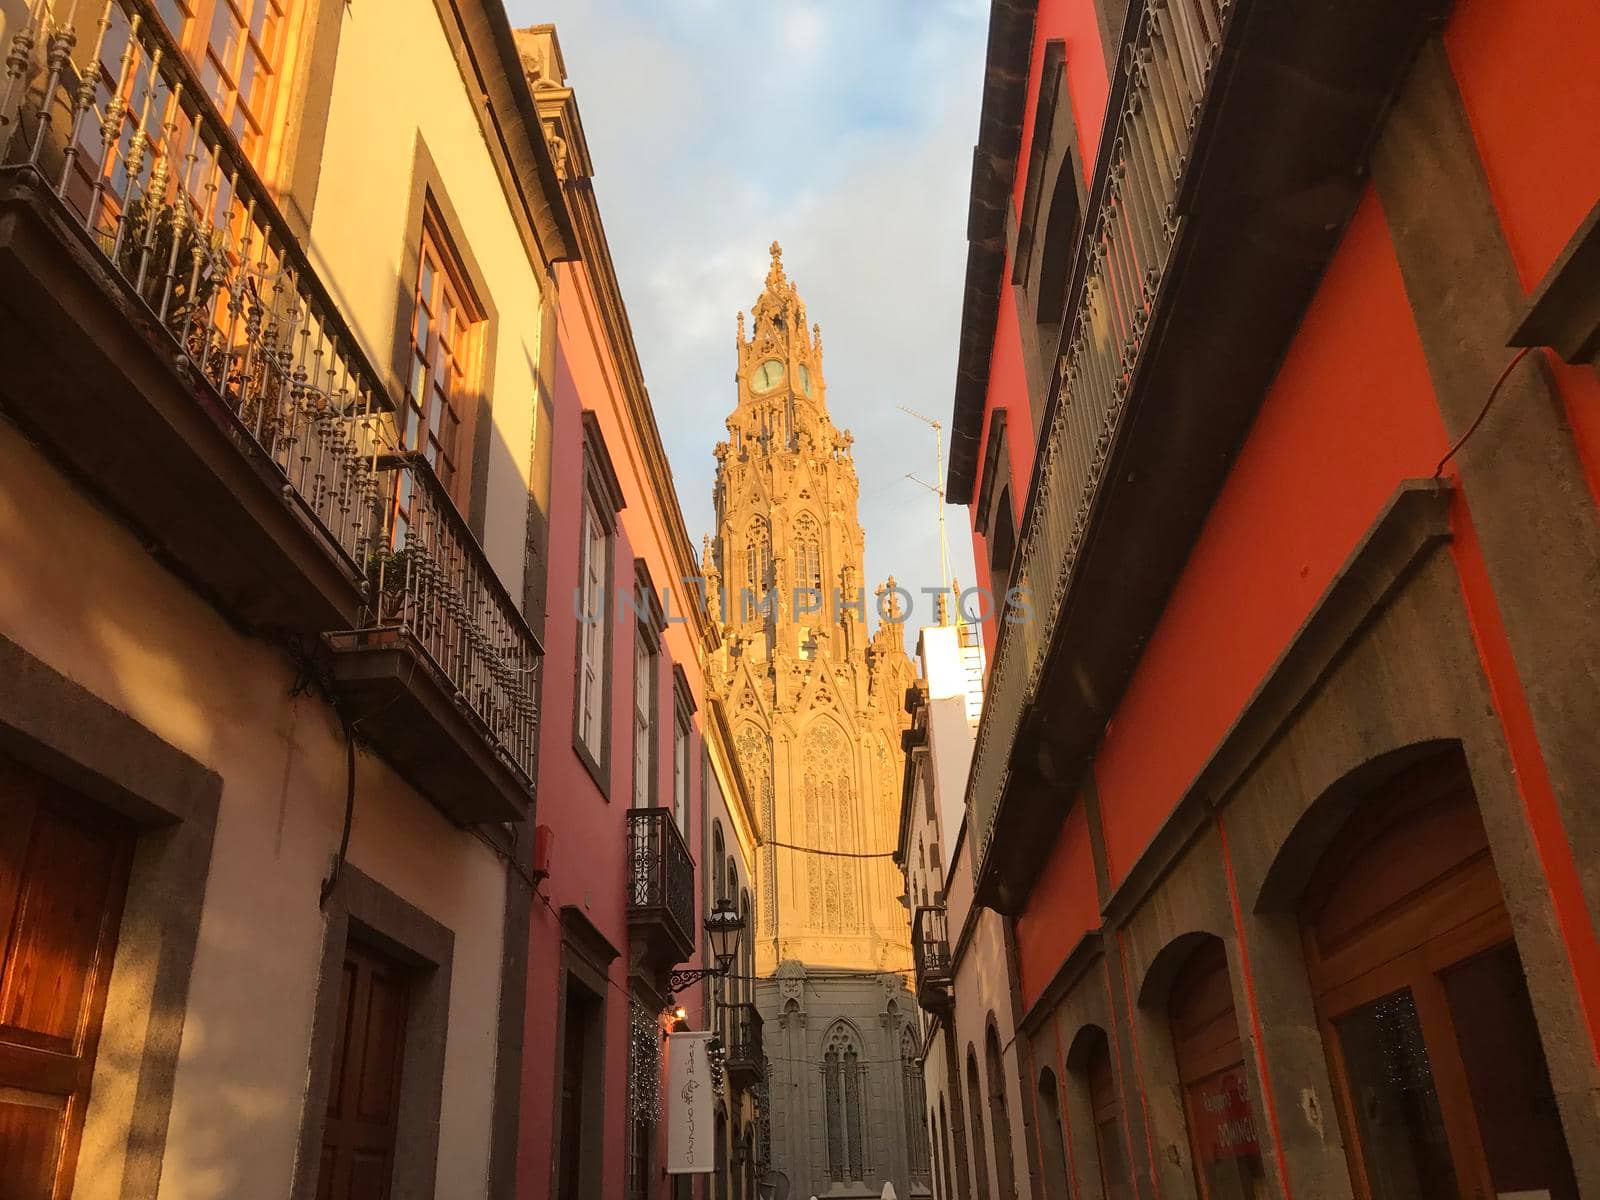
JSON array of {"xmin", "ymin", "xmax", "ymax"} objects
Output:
[
  {"xmin": 1300, "ymin": 749, "xmax": 1577, "ymax": 1199},
  {"xmin": 938, "ymin": 1095, "xmax": 955, "ymax": 1200},
  {"xmin": 1035, "ymin": 1066, "xmax": 1072, "ymax": 1200},
  {"xmin": 1166, "ymin": 937, "xmax": 1265, "ymax": 1199},
  {"xmin": 985, "ymin": 1024, "xmax": 1018, "ymax": 1198},
  {"xmin": 1069, "ymin": 1026, "xmax": 1131, "ymax": 1200},
  {"xmin": 965, "ymin": 1048, "xmax": 992, "ymax": 1200}
]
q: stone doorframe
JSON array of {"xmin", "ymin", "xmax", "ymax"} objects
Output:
[{"xmin": 0, "ymin": 632, "xmax": 221, "ymax": 1200}]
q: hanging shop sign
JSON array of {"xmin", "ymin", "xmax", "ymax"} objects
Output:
[{"xmin": 666, "ymin": 1030, "xmax": 716, "ymax": 1175}]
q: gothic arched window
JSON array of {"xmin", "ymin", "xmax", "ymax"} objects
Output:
[
  {"xmin": 901, "ymin": 1025, "xmax": 931, "ymax": 1182},
  {"xmin": 744, "ymin": 519, "xmax": 771, "ymax": 606},
  {"xmin": 793, "ymin": 512, "xmax": 822, "ymax": 593},
  {"xmin": 802, "ymin": 722, "xmax": 859, "ymax": 933},
  {"xmin": 739, "ymin": 887, "xmax": 752, "ymax": 1003},
  {"xmin": 824, "ymin": 1022, "xmax": 866, "ymax": 1182},
  {"xmin": 712, "ymin": 823, "xmax": 726, "ymax": 902}
]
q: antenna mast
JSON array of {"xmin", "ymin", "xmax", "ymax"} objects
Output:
[{"xmin": 898, "ymin": 404, "xmax": 952, "ymax": 610}]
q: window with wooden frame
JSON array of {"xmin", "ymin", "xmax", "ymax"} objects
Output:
[
  {"xmin": 576, "ymin": 489, "xmax": 610, "ymax": 765},
  {"xmin": 154, "ymin": 0, "xmax": 302, "ymax": 164},
  {"xmin": 403, "ymin": 209, "xmax": 484, "ymax": 506},
  {"xmin": 631, "ymin": 624, "xmax": 657, "ymax": 810},
  {"xmin": 672, "ymin": 715, "xmax": 689, "ymax": 833},
  {"xmin": 573, "ymin": 415, "xmax": 624, "ymax": 782},
  {"xmin": 672, "ymin": 666, "xmax": 696, "ymax": 837}
]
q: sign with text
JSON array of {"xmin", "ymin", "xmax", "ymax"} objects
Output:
[
  {"xmin": 1186, "ymin": 1068, "xmax": 1260, "ymax": 1163},
  {"xmin": 666, "ymin": 1031, "xmax": 715, "ymax": 1174}
]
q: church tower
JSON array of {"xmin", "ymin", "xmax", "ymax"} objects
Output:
[
  {"xmin": 706, "ymin": 243, "xmax": 917, "ymax": 975},
  {"xmin": 706, "ymin": 244, "xmax": 925, "ymax": 1198}
]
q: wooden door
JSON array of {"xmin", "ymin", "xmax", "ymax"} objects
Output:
[
  {"xmin": 1169, "ymin": 939, "xmax": 1265, "ymax": 1200},
  {"xmin": 556, "ymin": 981, "xmax": 591, "ymax": 1200},
  {"xmin": 318, "ymin": 940, "xmax": 410, "ymax": 1200},
  {"xmin": 1302, "ymin": 753, "xmax": 1578, "ymax": 1200},
  {"xmin": 1086, "ymin": 1033, "xmax": 1131, "ymax": 1200},
  {"xmin": 0, "ymin": 756, "xmax": 134, "ymax": 1200}
]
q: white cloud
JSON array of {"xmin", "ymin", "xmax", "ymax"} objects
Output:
[
  {"xmin": 777, "ymin": 6, "xmax": 827, "ymax": 61},
  {"xmin": 508, "ymin": 0, "xmax": 985, "ymax": 639}
]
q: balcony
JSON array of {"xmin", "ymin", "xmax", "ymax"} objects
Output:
[
  {"xmin": 0, "ymin": 0, "xmax": 389, "ymax": 631},
  {"xmin": 325, "ymin": 458, "xmax": 541, "ymax": 823},
  {"xmin": 0, "ymin": 0, "xmax": 539, "ymax": 822},
  {"xmin": 723, "ymin": 1003, "xmax": 765, "ymax": 1089},
  {"xmin": 912, "ymin": 906, "xmax": 952, "ymax": 1015},
  {"xmin": 626, "ymin": 808, "xmax": 696, "ymax": 969},
  {"xmin": 967, "ymin": 0, "xmax": 1449, "ymax": 911}
]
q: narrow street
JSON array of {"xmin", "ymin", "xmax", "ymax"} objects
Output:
[{"xmin": 0, "ymin": 0, "xmax": 1596, "ymax": 1198}]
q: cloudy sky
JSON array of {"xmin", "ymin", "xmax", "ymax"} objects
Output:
[{"xmin": 506, "ymin": 0, "xmax": 987, "ymax": 637}]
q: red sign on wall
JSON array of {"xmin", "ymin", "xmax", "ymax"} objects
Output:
[{"xmin": 1187, "ymin": 1069, "xmax": 1260, "ymax": 1163}]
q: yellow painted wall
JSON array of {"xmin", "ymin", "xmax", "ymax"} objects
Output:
[
  {"xmin": 0, "ymin": 0, "xmax": 548, "ymax": 1196},
  {"xmin": 307, "ymin": 0, "xmax": 548, "ymax": 595}
]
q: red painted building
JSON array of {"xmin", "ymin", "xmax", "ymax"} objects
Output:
[
  {"xmin": 943, "ymin": 0, "xmax": 1600, "ymax": 1196},
  {"xmin": 513, "ymin": 28, "xmax": 762, "ymax": 1200}
]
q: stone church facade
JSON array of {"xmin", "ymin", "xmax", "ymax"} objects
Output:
[{"xmin": 704, "ymin": 248, "xmax": 929, "ymax": 1197}]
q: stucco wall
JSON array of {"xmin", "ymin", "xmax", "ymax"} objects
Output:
[
  {"xmin": 306, "ymin": 0, "xmax": 547, "ymax": 592},
  {"xmin": 0, "ymin": 421, "xmax": 508, "ymax": 1199},
  {"xmin": 518, "ymin": 254, "xmax": 720, "ymax": 1200},
  {"xmin": 948, "ymin": 840, "xmax": 1033, "ymax": 1199}
]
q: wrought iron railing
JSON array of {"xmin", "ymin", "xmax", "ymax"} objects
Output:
[
  {"xmin": 1, "ymin": 0, "xmax": 543, "ymax": 785},
  {"xmin": 725, "ymin": 1002, "xmax": 764, "ymax": 1080},
  {"xmin": 912, "ymin": 905, "xmax": 952, "ymax": 998},
  {"xmin": 626, "ymin": 807, "xmax": 696, "ymax": 953},
  {"xmin": 1, "ymin": 0, "xmax": 392, "ymax": 573},
  {"xmin": 968, "ymin": 0, "xmax": 1231, "ymax": 873},
  {"xmin": 753, "ymin": 1078, "xmax": 772, "ymax": 1177},
  {"xmin": 364, "ymin": 458, "xmax": 542, "ymax": 785}
]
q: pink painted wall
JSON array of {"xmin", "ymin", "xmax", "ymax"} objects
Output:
[{"xmin": 516, "ymin": 258, "xmax": 712, "ymax": 1200}]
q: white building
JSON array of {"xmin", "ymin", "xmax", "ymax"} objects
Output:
[{"xmin": 896, "ymin": 619, "xmax": 1033, "ymax": 1200}]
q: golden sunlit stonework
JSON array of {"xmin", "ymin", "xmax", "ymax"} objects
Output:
[{"xmin": 705, "ymin": 243, "xmax": 917, "ymax": 977}]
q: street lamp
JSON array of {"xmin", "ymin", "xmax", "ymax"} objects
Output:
[{"xmin": 668, "ymin": 897, "xmax": 746, "ymax": 994}]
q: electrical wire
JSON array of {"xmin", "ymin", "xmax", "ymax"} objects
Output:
[
  {"xmin": 762, "ymin": 839, "xmax": 898, "ymax": 859},
  {"xmin": 1434, "ymin": 345, "xmax": 1535, "ymax": 478}
]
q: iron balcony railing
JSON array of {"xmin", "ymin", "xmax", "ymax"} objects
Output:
[
  {"xmin": 967, "ymin": 0, "xmax": 1231, "ymax": 875},
  {"xmin": 626, "ymin": 807, "xmax": 696, "ymax": 956},
  {"xmin": 1, "ymin": 0, "xmax": 390, "ymax": 572},
  {"xmin": 912, "ymin": 905, "xmax": 952, "ymax": 1009},
  {"xmin": 1, "ymin": 0, "xmax": 541, "ymax": 784},
  {"xmin": 724, "ymin": 1003, "xmax": 765, "ymax": 1085},
  {"xmin": 362, "ymin": 457, "xmax": 542, "ymax": 786}
]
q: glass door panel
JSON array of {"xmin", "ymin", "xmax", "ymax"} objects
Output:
[{"xmin": 1333, "ymin": 988, "xmax": 1458, "ymax": 1200}]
